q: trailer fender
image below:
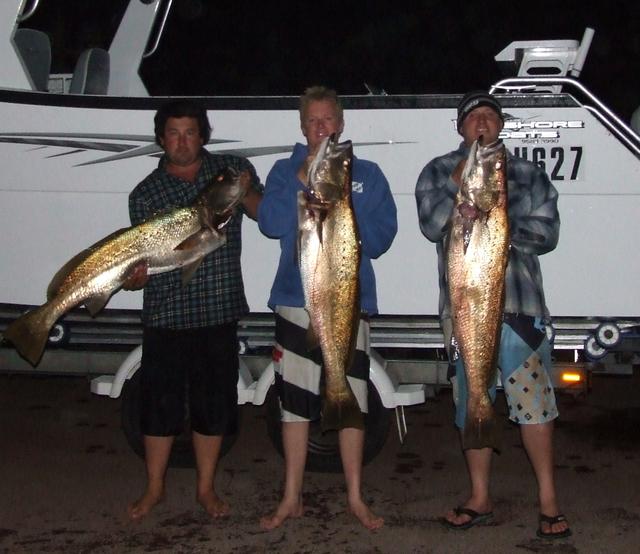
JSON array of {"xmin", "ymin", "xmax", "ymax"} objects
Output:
[
  {"xmin": 90, "ymin": 345, "xmax": 143, "ymax": 398},
  {"xmin": 369, "ymin": 349, "xmax": 397, "ymax": 408},
  {"xmin": 249, "ymin": 361, "xmax": 276, "ymax": 406},
  {"xmin": 368, "ymin": 349, "xmax": 427, "ymax": 410},
  {"xmin": 92, "ymin": 347, "xmax": 270, "ymax": 403}
]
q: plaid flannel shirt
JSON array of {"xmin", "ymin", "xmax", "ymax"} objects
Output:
[
  {"xmin": 415, "ymin": 142, "xmax": 560, "ymax": 321},
  {"xmin": 129, "ymin": 149, "xmax": 261, "ymax": 329}
]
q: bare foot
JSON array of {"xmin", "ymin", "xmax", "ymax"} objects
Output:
[
  {"xmin": 349, "ymin": 498, "xmax": 384, "ymax": 531},
  {"xmin": 198, "ymin": 490, "xmax": 230, "ymax": 519},
  {"xmin": 259, "ymin": 498, "xmax": 304, "ymax": 530},
  {"xmin": 127, "ymin": 489, "xmax": 164, "ymax": 521}
]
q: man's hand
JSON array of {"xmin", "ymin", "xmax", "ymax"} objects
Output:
[
  {"xmin": 239, "ymin": 169, "xmax": 252, "ymax": 194},
  {"xmin": 239, "ymin": 169, "xmax": 262, "ymax": 220},
  {"xmin": 457, "ymin": 202, "xmax": 480, "ymax": 219},
  {"xmin": 122, "ymin": 261, "xmax": 149, "ymax": 290}
]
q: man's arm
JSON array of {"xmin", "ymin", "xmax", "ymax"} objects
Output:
[
  {"xmin": 415, "ymin": 154, "xmax": 462, "ymax": 243},
  {"xmin": 226, "ymin": 156, "xmax": 263, "ymax": 220},
  {"xmin": 355, "ymin": 163, "xmax": 398, "ymax": 260},
  {"xmin": 508, "ymin": 162, "xmax": 560, "ymax": 256},
  {"xmin": 257, "ymin": 161, "xmax": 298, "ymax": 239}
]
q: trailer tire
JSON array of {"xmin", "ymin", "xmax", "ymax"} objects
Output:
[
  {"xmin": 584, "ymin": 334, "xmax": 607, "ymax": 361},
  {"xmin": 120, "ymin": 368, "xmax": 238, "ymax": 468},
  {"xmin": 47, "ymin": 321, "xmax": 70, "ymax": 347},
  {"xmin": 265, "ymin": 380, "xmax": 391, "ymax": 473},
  {"xmin": 595, "ymin": 322, "xmax": 621, "ymax": 349}
]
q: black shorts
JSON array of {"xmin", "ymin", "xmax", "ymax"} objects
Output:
[{"xmin": 139, "ymin": 323, "xmax": 239, "ymax": 437}]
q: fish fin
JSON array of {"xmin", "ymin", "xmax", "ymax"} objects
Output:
[
  {"xmin": 175, "ymin": 229, "xmax": 217, "ymax": 251},
  {"xmin": 174, "ymin": 230, "xmax": 224, "ymax": 285},
  {"xmin": 47, "ymin": 228, "xmax": 129, "ymax": 299},
  {"xmin": 345, "ymin": 302, "xmax": 361, "ymax": 369},
  {"xmin": 2, "ymin": 305, "xmax": 56, "ymax": 366},
  {"xmin": 84, "ymin": 292, "xmax": 112, "ymax": 317},
  {"xmin": 321, "ymin": 393, "xmax": 364, "ymax": 432},
  {"xmin": 181, "ymin": 258, "xmax": 204, "ymax": 286},
  {"xmin": 461, "ymin": 411, "xmax": 502, "ymax": 451},
  {"xmin": 305, "ymin": 321, "xmax": 321, "ymax": 351}
]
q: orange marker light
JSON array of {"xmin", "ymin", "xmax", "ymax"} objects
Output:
[{"xmin": 561, "ymin": 372, "xmax": 583, "ymax": 383}]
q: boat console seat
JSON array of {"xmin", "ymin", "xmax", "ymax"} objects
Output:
[
  {"xmin": 13, "ymin": 28, "xmax": 51, "ymax": 92},
  {"xmin": 69, "ymin": 48, "xmax": 110, "ymax": 95}
]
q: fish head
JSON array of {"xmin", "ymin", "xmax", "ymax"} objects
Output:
[
  {"xmin": 461, "ymin": 137, "xmax": 507, "ymax": 213},
  {"xmin": 196, "ymin": 167, "xmax": 247, "ymax": 230},
  {"xmin": 306, "ymin": 134, "xmax": 353, "ymax": 204}
]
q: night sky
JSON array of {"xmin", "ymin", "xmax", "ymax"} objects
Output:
[{"xmin": 27, "ymin": 0, "xmax": 640, "ymax": 121}]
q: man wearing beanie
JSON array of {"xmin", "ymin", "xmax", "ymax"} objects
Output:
[{"xmin": 415, "ymin": 91, "xmax": 571, "ymax": 539}]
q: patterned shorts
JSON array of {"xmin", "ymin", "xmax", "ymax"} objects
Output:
[
  {"xmin": 272, "ymin": 306, "xmax": 369, "ymax": 423},
  {"xmin": 450, "ymin": 313, "xmax": 559, "ymax": 428}
]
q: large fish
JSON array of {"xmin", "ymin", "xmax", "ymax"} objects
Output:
[
  {"xmin": 4, "ymin": 167, "xmax": 246, "ymax": 366},
  {"xmin": 446, "ymin": 137, "xmax": 509, "ymax": 450},
  {"xmin": 298, "ymin": 134, "xmax": 363, "ymax": 431}
]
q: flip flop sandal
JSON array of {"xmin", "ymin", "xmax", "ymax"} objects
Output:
[
  {"xmin": 537, "ymin": 513, "xmax": 572, "ymax": 539},
  {"xmin": 441, "ymin": 507, "xmax": 494, "ymax": 530}
]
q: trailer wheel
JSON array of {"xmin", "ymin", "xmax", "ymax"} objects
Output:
[
  {"xmin": 544, "ymin": 322, "xmax": 556, "ymax": 345},
  {"xmin": 120, "ymin": 368, "xmax": 238, "ymax": 468},
  {"xmin": 265, "ymin": 381, "xmax": 391, "ymax": 473},
  {"xmin": 47, "ymin": 322, "xmax": 70, "ymax": 347},
  {"xmin": 584, "ymin": 334, "xmax": 607, "ymax": 361},
  {"xmin": 595, "ymin": 322, "xmax": 622, "ymax": 349}
]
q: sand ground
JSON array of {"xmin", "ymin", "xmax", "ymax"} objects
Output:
[{"xmin": 1, "ymin": 370, "xmax": 640, "ymax": 553}]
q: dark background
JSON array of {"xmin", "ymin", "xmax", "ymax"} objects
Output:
[{"xmin": 26, "ymin": 0, "xmax": 640, "ymax": 121}]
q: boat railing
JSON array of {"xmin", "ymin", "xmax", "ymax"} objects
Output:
[
  {"xmin": 142, "ymin": 0, "xmax": 173, "ymax": 59},
  {"xmin": 17, "ymin": 0, "xmax": 41, "ymax": 23},
  {"xmin": 490, "ymin": 77, "xmax": 640, "ymax": 158}
]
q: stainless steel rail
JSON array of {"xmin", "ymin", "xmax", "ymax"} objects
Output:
[
  {"xmin": 491, "ymin": 77, "xmax": 640, "ymax": 158},
  {"xmin": 142, "ymin": 0, "xmax": 173, "ymax": 59},
  {"xmin": 17, "ymin": 0, "xmax": 41, "ymax": 23}
]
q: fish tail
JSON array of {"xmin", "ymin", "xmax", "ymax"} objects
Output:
[
  {"xmin": 2, "ymin": 305, "xmax": 57, "ymax": 366},
  {"xmin": 461, "ymin": 410, "xmax": 501, "ymax": 451},
  {"xmin": 321, "ymin": 393, "xmax": 364, "ymax": 432}
]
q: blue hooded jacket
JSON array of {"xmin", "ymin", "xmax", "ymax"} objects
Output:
[{"xmin": 258, "ymin": 142, "xmax": 397, "ymax": 314}]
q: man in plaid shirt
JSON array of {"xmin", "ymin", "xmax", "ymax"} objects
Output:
[
  {"xmin": 415, "ymin": 91, "xmax": 570, "ymax": 539},
  {"xmin": 126, "ymin": 100, "xmax": 262, "ymax": 521}
]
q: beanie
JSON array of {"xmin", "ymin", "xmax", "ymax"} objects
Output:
[{"xmin": 457, "ymin": 90, "xmax": 504, "ymax": 131}]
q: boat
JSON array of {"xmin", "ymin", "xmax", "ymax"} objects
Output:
[{"xmin": 1, "ymin": 0, "xmax": 639, "ymax": 467}]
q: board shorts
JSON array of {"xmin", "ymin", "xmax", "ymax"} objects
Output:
[
  {"xmin": 272, "ymin": 305, "xmax": 369, "ymax": 423},
  {"xmin": 139, "ymin": 323, "xmax": 239, "ymax": 436},
  {"xmin": 448, "ymin": 313, "xmax": 559, "ymax": 429}
]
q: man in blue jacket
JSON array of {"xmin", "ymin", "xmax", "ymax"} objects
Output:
[{"xmin": 258, "ymin": 86, "xmax": 397, "ymax": 531}]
